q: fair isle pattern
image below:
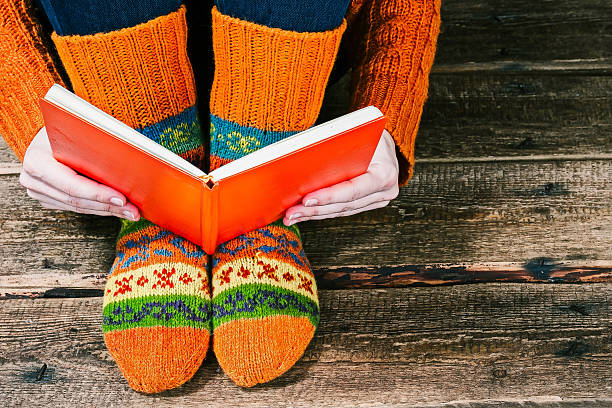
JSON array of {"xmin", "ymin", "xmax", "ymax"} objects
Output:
[
  {"xmin": 138, "ymin": 106, "xmax": 204, "ymax": 166},
  {"xmin": 212, "ymin": 223, "xmax": 316, "ymax": 303},
  {"xmin": 111, "ymin": 219, "xmax": 207, "ymax": 276},
  {"xmin": 209, "ymin": 114, "xmax": 297, "ymax": 162},
  {"xmin": 212, "ymin": 285, "xmax": 319, "ymax": 328},
  {"xmin": 103, "ymin": 285, "xmax": 319, "ymax": 332},
  {"xmin": 104, "ymin": 222, "xmax": 212, "ymax": 333},
  {"xmin": 102, "ymin": 217, "xmax": 211, "ymax": 392},
  {"xmin": 103, "ymin": 263, "xmax": 210, "ymax": 307},
  {"xmin": 103, "ymin": 294, "xmax": 212, "ymax": 331},
  {"xmin": 212, "ymin": 258, "xmax": 318, "ymax": 303},
  {"xmin": 212, "ymin": 221, "xmax": 307, "ymax": 269},
  {"xmin": 210, "ymin": 222, "xmax": 319, "ymax": 387}
]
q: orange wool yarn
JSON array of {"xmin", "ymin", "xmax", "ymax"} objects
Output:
[
  {"xmin": 348, "ymin": 0, "xmax": 442, "ymax": 185},
  {"xmin": 0, "ymin": 0, "xmax": 64, "ymax": 160},
  {"xmin": 210, "ymin": 6, "xmax": 346, "ymax": 132},
  {"xmin": 51, "ymin": 6, "xmax": 196, "ymax": 130},
  {"xmin": 213, "ymin": 315, "xmax": 316, "ymax": 387},
  {"xmin": 105, "ymin": 326, "xmax": 210, "ymax": 393}
]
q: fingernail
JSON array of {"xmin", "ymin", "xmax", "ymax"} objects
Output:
[
  {"xmin": 110, "ymin": 197, "xmax": 124, "ymax": 206},
  {"xmin": 304, "ymin": 199, "xmax": 318, "ymax": 207},
  {"xmin": 122, "ymin": 211, "xmax": 135, "ymax": 221},
  {"xmin": 289, "ymin": 213, "xmax": 302, "ymax": 221}
]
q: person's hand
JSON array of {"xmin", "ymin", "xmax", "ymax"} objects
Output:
[
  {"xmin": 283, "ymin": 129, "xmax": 399, "ymax": 226},
  {"xmin": 19, "ymin": 127, "xmax": 140, "ymax": 221}
]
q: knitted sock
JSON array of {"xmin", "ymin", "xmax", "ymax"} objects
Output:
[
  {"xmin": 209, "ymin": 6, "xmax": 346, "ymax": 387},
  {"xmin": 51, "ymin": 6, "xmax": 210, "ymax": 393}
]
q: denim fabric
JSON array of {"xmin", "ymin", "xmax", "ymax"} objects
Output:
[
  {"xmin": 35, "ymin": 0, "xmax": 182, "ymax": 35},
  {"xmin": 215, "ymin": 0, "xmax": 349, "ymax": 32}
]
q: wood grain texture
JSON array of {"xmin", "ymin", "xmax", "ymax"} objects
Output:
[
  {"xmin": 0, "ymin": 284, "xmax": 610, "ymax": 406},
  {"xmin": 0, "ymin": 145, "xmax": 17, "ymax": 165},
  {"xmin": 423, "ymin": 75, "xmax": 611, "ymax": 125},
  {"xmin": 435, "ymin": 0, "xmax": 612, "ymax": 65},
  {"xmin": 1, "ymin": 157, "xmax": 610, "ymax": 296},
  {"xmin": 432, "ymin": 60, "xmax": 612, "ymax": 75},
  {"xmin": 319, "ymin": 72, "xmax": 612, "ymax": 159}
]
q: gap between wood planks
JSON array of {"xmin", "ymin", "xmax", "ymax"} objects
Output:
[{"xmin": 431, "ymin": 59, "xmax": 612, "ymax": 75}]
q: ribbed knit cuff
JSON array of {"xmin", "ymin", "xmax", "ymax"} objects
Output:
[
  {"xmin": 350, "ymin": 0, "xmax": 441, "ymax": 185},
  {"xmin": 210, "ymin": 6, "xmax": 346, "ymax": 132},
  {"xmin": 51, "ymin": 5, "xmax": 196, "ymax": 129},
  {"xmin": 0, "ymin": 0, "xmax": 64, "ymax": 161}
]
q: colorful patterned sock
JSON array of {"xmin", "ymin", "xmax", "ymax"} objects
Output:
[
  {"xmin": 51, "ymin": 6, "xmax": 211, "ymax": 393},
  {"xmin": 209, "ymin": 6, "xmax": 346, "ymax": 387}
]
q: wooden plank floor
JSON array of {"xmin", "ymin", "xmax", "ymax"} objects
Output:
[
  {"xmin": 1, "ymin": 284, "xmax": 611, "ymax": 407},
  {"xmin": 1, "ymin": 0, "xmax": 611, "ymax": 406}
]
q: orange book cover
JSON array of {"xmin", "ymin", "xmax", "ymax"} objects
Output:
[{"xmin": 39, "ymin": 85, "xmax": 386, "ymax": 254}]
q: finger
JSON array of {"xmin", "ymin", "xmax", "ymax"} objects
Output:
[
  {"xmin": 32, "ymin": 190, "xmax": 139, "ymax": 220},
  {"xmin": 287, "ymin": 200, "xmax": 391, "ymax": 224},
  {"xmin": 286, "ymin": 186, "xmax": 398, "ymax": 221},
  {"xmin": 23, "ymin": 155, "xmax": 127, "ymax": 205},
  {"xmin": 22, "ymin": 172, "xmax": 139, "ymax": 218},
  {"xmin": 300, "ymin": 172, "xmax": 381, "ymax": 207},
  {"xmin": 301, "ymin": 161, "xmax": 398, "ymax": 207},
  {"xmin": 39, "ymin": 199, "xmax": 125, "ymax": 217}
]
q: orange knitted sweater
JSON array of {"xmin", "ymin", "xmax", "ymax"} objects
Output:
[{"xmin": 0, "ymin": 0, "xmax": 441, "ymax": 185}]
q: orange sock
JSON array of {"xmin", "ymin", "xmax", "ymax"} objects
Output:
[
  {"xmin": 208, "ymin": 7, "xmax": 344, "ymax": 387},
  {"xmin": 52, "ymin": 7, "xmax": 210, "ymax": 393}
]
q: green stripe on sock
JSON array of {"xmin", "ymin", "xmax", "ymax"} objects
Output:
[
  {"xmin": 269, "ymin": 219, "xmax": 301, "ymax": 239},
  {"xmin": 212, "ymin": 283, "xmax": 319, "ymax": 329},
  {"xmin": 102, "ymin": 294, "xmax": 212, "ymax": 332},
  {"xmin": 116, "ymin": 218, "xmax": 156, "ymax": 241}
]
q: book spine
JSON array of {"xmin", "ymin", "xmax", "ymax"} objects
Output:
[{"xmin": 200, "ymin": 175, "xmax": 220, "ymax": 255}]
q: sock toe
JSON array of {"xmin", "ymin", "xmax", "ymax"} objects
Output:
[
  {"xmin": 213, "ymin": 315, "xmax": 315, "ymax": 387},
  {"xmin": 105, "ymin": 326, "xmax": 210, "ymax": 393}
]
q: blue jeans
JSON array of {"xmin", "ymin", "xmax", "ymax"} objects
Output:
[{"xmin": 36, "ymin": 0, "xmax": 349, "ymax": 36}]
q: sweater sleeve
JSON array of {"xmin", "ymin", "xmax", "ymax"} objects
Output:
[
  {"xmin": 346, "ymin": 0, "xmax": 441, "ymax": 185},
  {"xmin": 0, "ymin": 0, "xmax": 64, "ymax": 161}
]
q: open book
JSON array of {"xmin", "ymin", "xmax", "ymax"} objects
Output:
[{"xmin": 39, "ymin": 84, "xmax": 386, "ymax": 254}]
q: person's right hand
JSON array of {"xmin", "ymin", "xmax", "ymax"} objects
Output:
[{"xmin": 19, "ymin": 126, "xmax": 140, "ymax": 221}]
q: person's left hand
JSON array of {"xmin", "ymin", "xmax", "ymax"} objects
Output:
[{"xmin": 283, "ymin": 129, "xmax": 399, "ymax": 226}]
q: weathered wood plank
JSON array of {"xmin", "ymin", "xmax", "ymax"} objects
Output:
[
  {"xmin": 327, "ymin": 72, "xmax": 612, "ymax": 124},
  {"xmin": 436, "ymin": 0, "xmax": 612, "ymax": 65},
  {"xmin": 416, "ymin": 123, "xmax": 612, "ymax": 159},
  {"xmin": 319, "ymin": 73, "xmax": 612, "ymax": 159},
  {"xmin": 1, "ymin": 158, "xmax": 610, "ymax": 296},
  {"xmin": 432, "ymin": 59, "xmax": 612, "ymax": 75},
  {"xmin": 0, "ymin": 142, "xmax": 16, "ymax": 165},
  {"xmin": 0, "ymin": 284, "xmax": 610, "ymax": 406},
  {"xmin": 423, "ymin": 75, "xmax": 611, "ymax": 125},
  {"xmin": 3, "ymin": 361, "xmax": 611, "ymax": 408}
]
